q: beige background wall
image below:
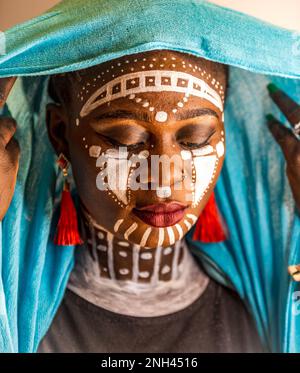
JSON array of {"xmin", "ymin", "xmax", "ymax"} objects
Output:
[{"xmin": 0, "ymin": 0, "xmax": 299, "ymax": 31}]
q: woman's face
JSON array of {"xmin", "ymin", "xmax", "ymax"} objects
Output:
[{"xmin": 47, "ymin": 50, "xmax": 227, "ymax": 248}]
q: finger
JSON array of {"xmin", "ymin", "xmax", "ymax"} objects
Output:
[
  {"xmin": 266, "ymin": 114, "xmax": 298, "ymax": 161},
  {"xmin": 0, "ymin": 117, "xmax": 17, "ymax": 148},
  {"xmin": 0, "ymin": 77, "xmax": 17, "ymax": 109},
  {"xmin": 5, "ymin": 137, "xmax": 20, "ymax": 166},
  {"xmin": 267, "ymin": 83, "xmax": 300, "ymax": 128},
  {"xmin": 286, "ymin": 166, "xmax": 300, "ymax": 210}
]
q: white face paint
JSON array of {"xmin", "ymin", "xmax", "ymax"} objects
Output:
[
  {"xmin": 80, "ymin": 58, "xmax": 225, "ymax": 248},
  {"xmin": 155, "ymin": 111, "xmax": 168, "ymax": 122},
  {"xmin": 192, "ymin": 155, "xmax": 218, "ymax": 207},
  {"xmin": 216, "ymin": 141, "xmax": 225, "ymax": 157},
  {"xmin": 179, "ymin": 136, "xmax": 225, "ymax": 208},
  {"xmin": 68, "ymin": 222, "xmax": 210, "ymax": 317},
  {"xmin": 80, "ymin": 69, "xmax": 224, "ymax": 118}
]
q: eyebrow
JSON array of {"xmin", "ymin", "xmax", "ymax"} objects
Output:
[{"xmin": 93, "ymin": 108, "xmax": 219, "ymax": 123}]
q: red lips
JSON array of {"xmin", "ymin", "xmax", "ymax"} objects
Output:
[{"xmin": 133, "ymin": 202, "xmax": 187, "ymax": 227}]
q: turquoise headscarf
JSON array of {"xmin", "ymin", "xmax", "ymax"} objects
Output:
[{"xmin": 0, "ymin": 0, "xmax": 299, "ymax": 352}]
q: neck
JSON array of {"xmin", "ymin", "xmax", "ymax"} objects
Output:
[
  {"xmin": 78, "ymin": 208, "xmax": 186, "ymax": 284},
  {"xmin": 67, "ymin": 207, "xmax": 209, "ymax": 317}
]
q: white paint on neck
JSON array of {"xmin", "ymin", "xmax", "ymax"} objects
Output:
[
  {"xmin": 171, "ymin": 240, "xmax": 181, "ymax": 280},
  {"xmin": 132, "ymin": 244, "xmax": 140, "ymax": 282},
  {"xmin": 107, "ymin": 232, "xmax": 115, "ymax": 280},
  {"xmin": 151, "ymin": 246, "xmax": 162, "ymax": 286},
  {"xmin": 67, "ymin": 238, "xmax": 209, "ymax": 317}
]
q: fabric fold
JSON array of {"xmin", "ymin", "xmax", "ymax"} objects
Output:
[{"xmin": 0, "ymin": 0, "xmax": 299, "ymax": 352}]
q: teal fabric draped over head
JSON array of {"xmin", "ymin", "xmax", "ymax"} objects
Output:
[{"xmin": 0, "ymin": 0, "xmax": 299, "ymax": 352}]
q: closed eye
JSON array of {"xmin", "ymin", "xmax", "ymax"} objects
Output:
[
  {"xmin": 96, "ymin": 133, "xmax": 147, "ymax": 151},
  {"xmin": 178, "ymin": 129, "xmax": 216, "ymax": 150}
]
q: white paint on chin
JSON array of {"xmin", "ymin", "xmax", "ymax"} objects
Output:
[
  {"xmin": 186, "ymin": 214, "xmax": 197, "ymax": 224},
  {"xmin": 167, "ymin": 227, "xmax": 175, "ymax": 245},
  {"xmin": 124, "ymin": 223, "xmax": 138, "ymax": 240},
  {"xmin": 139, "ymin": 227, "xmax": 152, "ymax": 247},
  {"xmin": 114, "ymin": 219, "xmax": 124, "ymax": 233},
  {"xmin": 158, "ymin": 228, "xmax": 165, "ymax": 247},
  {"xmin": 175, "ymin": 224, "xmax": 184, "ymax": 240}
]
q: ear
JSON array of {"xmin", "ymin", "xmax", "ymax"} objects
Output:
[{"xmin": 46, "ymin": 103, "xmax": 70, "ymax": 159}]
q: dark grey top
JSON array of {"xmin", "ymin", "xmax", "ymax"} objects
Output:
[{"xmin": 37, "ymin": 279, "xmax": 265, "ymax": 353}]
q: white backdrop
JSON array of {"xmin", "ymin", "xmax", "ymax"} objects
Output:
[{"xmin": 0, "ymin": 0, "xmax": 299, "ymax": 31}]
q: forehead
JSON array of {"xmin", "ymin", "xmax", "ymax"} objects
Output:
[{"xmin": 71, "ymin": 50, "xmax": 227, "ymax": 118}]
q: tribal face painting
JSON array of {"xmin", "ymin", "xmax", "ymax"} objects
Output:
[{"xmin": 47, "ymin": 50, "xmax": 227, "ymax": 250}]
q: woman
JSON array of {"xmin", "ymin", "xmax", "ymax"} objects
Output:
[
  {"xmin": 0, "ymin": 0, "xmax": 299, "ymax": 352},
  {"xmin": 39, "ymin": 49, "xmax": 264, "ymax": 352}
]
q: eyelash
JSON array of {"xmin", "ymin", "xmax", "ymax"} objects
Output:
[
  {"xmin": 97, "ymin": 133, "xmax": 146, "ymax": 151},
  {"xmin": 179, "ymin": 141, "xmax": 209, "ymax": 150},
  {"xmin": 97, "ymin": 130, "xmax": 216, "ymax": 151},
  {"xmin": 179, "ymin": 130, "xmax": 216, "ymax": 150}
]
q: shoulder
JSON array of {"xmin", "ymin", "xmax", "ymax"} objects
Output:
[{"xmin": 206, "ymin": 279, "xmax": 266, "ymax": 352}]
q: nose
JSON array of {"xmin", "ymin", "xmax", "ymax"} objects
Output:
[{"xmin": 140, "ymin": 141, "xmax": 184, "ymax": 193}]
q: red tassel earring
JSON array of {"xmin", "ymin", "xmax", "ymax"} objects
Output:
[
  {"xmin": 192, "ymin": 192, "xmax": 228, "ymax": 243},
  {"xmin": 54, "ymin": 153, "xmax": 83, "ymax": 246}
]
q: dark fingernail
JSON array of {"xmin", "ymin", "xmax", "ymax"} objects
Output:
[
  {"xmin": 266, "ymin": 114, "xmax": 276, "ymax": 122},
  {"xmin": 267, "ymin": 83, "xmax": 280, "ymax": 95}
]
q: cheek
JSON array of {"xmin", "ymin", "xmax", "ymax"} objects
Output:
[
  {"xmin": 184, "ymin": 137, "xmax": 225, "ymax": 209},
  {"xmin": 192, "ymin": 155, "xmax": 218, "ymax": 207},
  {"xmin": 67, "ymin": 129, "xmax": 107, "ymax": 207}
]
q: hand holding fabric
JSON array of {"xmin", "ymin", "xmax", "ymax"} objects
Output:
[
  {"xmin": 0, "ymin": 77, "xmax": 19, "ymax": 221},
  {"xmin": 266, "ymin": 84, "xmax": 300, "ymax": 211}
]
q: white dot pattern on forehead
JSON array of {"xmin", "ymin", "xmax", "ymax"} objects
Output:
[
  {"xmin": 155, "ymin": 111, "xmax": 168, "ymax": 122},
  {"xmin": 80, "ymin": 68, "xmax": 224, "ymax": 117}
]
